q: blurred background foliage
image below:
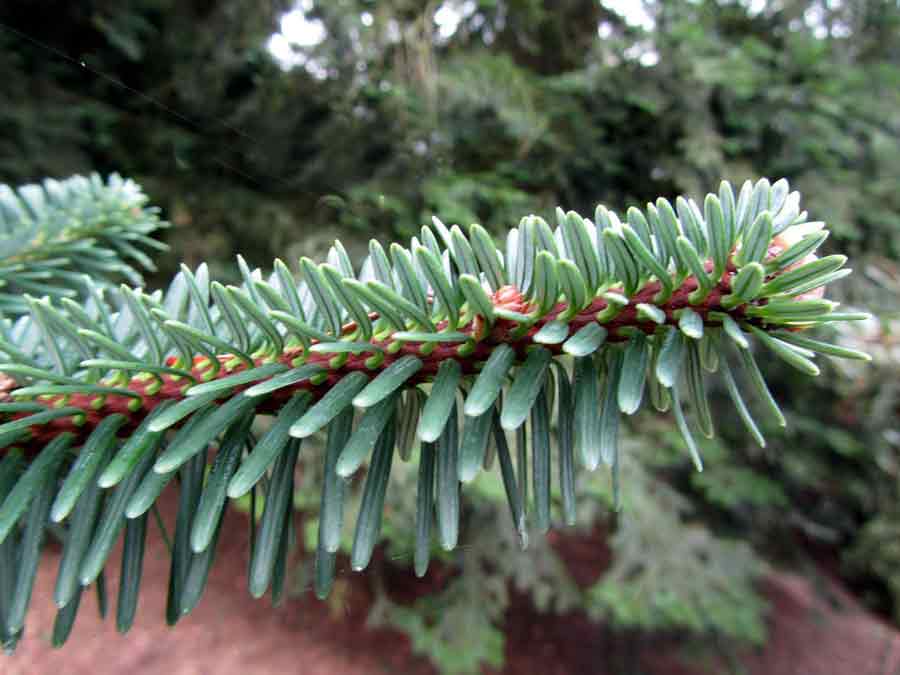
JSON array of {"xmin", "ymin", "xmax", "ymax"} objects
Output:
[{"xmin": 1, "ymin": 0, "xmax": 898, "ymax": 672}]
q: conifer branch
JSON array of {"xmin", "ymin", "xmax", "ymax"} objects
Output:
[
  {"xmin": 0, "ymin": 176, "xmax": 871, "ymax": 650},
  {"xmin": 0, "ymin": 173, "xmax": 168, "ymax": 315}
]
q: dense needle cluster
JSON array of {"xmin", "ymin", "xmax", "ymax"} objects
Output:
[{"xmin": 0, "ymin": 174, "xmax": 869, "ymax": 651}]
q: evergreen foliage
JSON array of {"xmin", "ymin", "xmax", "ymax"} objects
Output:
[
  {"xmin": 0, "ymin": 172, "xmax": 868, "ymax": 653},
  {"xmin": 329, "ymin": 438, "xmax": 769, "ymax": 673},
  {"xmin": 0, "ymin": 173, "xmax": 167, "ymax": 315}
]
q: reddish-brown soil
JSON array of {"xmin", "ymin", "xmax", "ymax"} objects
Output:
[{"xmin": 8, "ymin": 489, "xmax": 900, "ymax": 675}]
